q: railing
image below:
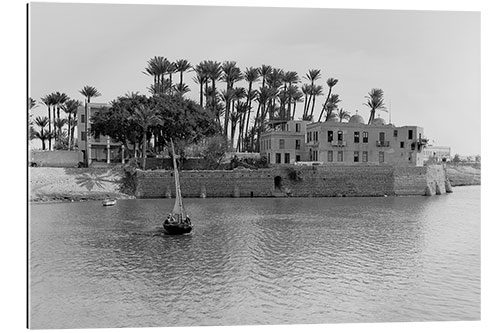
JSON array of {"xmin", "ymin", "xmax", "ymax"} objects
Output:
[
  {"xmin": 306, "ymin": 141, "xmax": 319, "ymax": 147},
  {"xmin": 376, "ymin": 141, "xmax": 390, "ymax": 147},
  {"xmin": 331, "ymin": 140, "xmax": 346, "ymax": 147}
]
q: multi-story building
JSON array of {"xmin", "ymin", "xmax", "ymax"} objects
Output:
[
  {"xmin": 261, "ymin": 115, "xmax": 428, "ymax": 166},
  {"xmin": 306, "ymin": 115, "xmax": 426, "ymax": 166},
  {"xmin": 77, "ymin": 102, "xmax": 125, "ymax": 165},
  {"xmin": 260, "ymin": 120, "xmax": 308, "ymax": 164},
  {"xmin": 422, "ymin": 145, "xmax": 451, "ymax": 163}
]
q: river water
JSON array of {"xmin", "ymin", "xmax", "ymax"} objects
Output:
[{"xmin": 29, "ymin": 186, "xmax": 480, "ymax": 329}]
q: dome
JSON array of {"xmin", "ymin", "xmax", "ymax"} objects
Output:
[
  {"xmin": 349, "ymin": 114, "xmax": 365, "ymax": 124},
  {"xmin": 371, "ymin": 117, "xmax": 386, "ymax": 125}
]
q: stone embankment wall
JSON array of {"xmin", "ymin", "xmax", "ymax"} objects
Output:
[{"xmin": 135, "ymin": 164, "xmax": 449, "ymax": 198}]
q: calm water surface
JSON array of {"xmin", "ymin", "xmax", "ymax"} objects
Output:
[{"xmin": 29, "ymin": 186, "xmax": 480, "ymax": 329}]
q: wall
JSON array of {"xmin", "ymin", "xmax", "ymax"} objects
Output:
[
  {"xmin": 136, "ymin": 164, "xmax": 448, "ymax": 198},
  {"xmin": 30, "ymin": 151, "xmax": 83, "ymax": 167}
]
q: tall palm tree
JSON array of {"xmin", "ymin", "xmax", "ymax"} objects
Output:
[
  {"xmin": 301, "ymin": 84, "xmax": 313, "ymax": 119},
  {"xmin": 144, "ymin": 56, "xmax": 170, "ymax": 95},
  {"xmin": 40, "ymin": 95, "xmax": 54, "ymax": 150},
  {"xmin": 193, "ymin": 63, "xmax": 209, "ymax": 106},
  {"xmin": 221, "ymin": 61, "xmax": 243, "ymax": 136},
  {"xmin": 253, "ymin": 86, "xmax": 276, "ymax": 152},
  {"xmin": 61, "ymin": 99, "xmax": 82, "ymax": 149},
  {"xmin": 205, "ymin": 60, "xmax": 222, "ymax": 123},
  {"xmin": 290, "ymin": 86, "xmax": 304, "ymax": 120},
  {"xmin": 322, "ymin": 94, "xmax": 341, "ymax": 122},
  {"xmin": 173, "ymin": 83, "xmax": 191, "ymax": 96},
  {"xmin": 304, "ymin": 69, "xmax": 321, "ymax": 117},
  {"xmin": 364, "ymin": 88, "xmax": 387, "ymax": 124},
  {"xmin": 283, "ymin": 71, "xmax": 300, "ymax": 119},
  {"xmin": 34, "ymin": 116, "xmax": 51, "ymax": 150},
  {"xmin": 308, "ymin": 85, "xmax": 323, "ymax": 121},
  {"xmin": 242, "ymin": 67, "xmax": 260, "ymax": 150},
  {"xmin": 79, "ymin": 85, "xmax": 101, "ymax": 104},
  {"xmin": 128, "ymin": 104, "xmax": 164, "ymax": 170},
  {"xmin": 258, "ymin": 64, "xmax": 272, "ymax": 90},
  {"xmin": 175, "ymin": 59, "xmax": 192, "ymax": 87},
  {"xmin": 319, "ymin": 78, "xmax": 339, "ymax": 122}
]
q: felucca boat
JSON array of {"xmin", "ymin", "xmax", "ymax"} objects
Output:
[{"xmin": 163, "ymin": 139, "xmax": 192, "ymax": 235}]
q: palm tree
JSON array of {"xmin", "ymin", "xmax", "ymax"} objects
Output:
[
  {"xmin": 253, "ymin": 86, "xmax": 276, "ymax": 151},
  {"xmin": 258, "ymin": 64, "xmax": 272, "ymax": 89},
  {"xmin": 290, "ymin": 87, "xmax": 304, "ymax": 120},
  {"xmin": 205, "ymin": 60, "xmax": 222, "ymax": 123},
  {"xmin": 61, "ymin": 99, "xmax": 82, "ymax": 149},
  {"xmin": 242, "ymin": 67, "xmax": 260, "ymax": 150},
  {"xmin": 28, "ymin": 98, "xmax": 37, "ymax": 140},
  {"xmin": 301, "ymin": 84, "xmax": 312, "ymax": 119},
  {"xmin": 304, "ymin": 69, "xmax": 321, "ymax": 116},
  {"xmin": 128, "ymin": 105, "xmax": 164, "ymax": 170},
  {"xmin": 79, "ymin": 85, "xmax": 101, "ymax": 104},
  {"xmin": 40, "ymin": 95, "xmax": 54, "ymax": 150},
  {"xmin": 322, "ymin": 94, "xmax": 341, "ymax": 122},
  {"xmin": 309, "ymin": 85, "xmax": 323, "ymax": 121},
  {"xmin": 175, "ymin": 59, "xmax": 192, "ymax": 87},
  {"xmin": 193, "ymin": 63, "xmax": 209, "ymax": 106},
  {"xmin": 283, "ymin": 71, "xmax": 300, "ymax": 119},
  {"xmin": 336, "ymin": 108, "xmax": 351, "ymax": 123},
  {"xmin": 144, "ymin": 56, "xmax": 171, "ymax": 95},
  {"xmin": 34, "ymin": 116, "xmax": 51, "ymax": 150},
  {"xmin": 319, "ymin": 78, "xmax": 338, "ymax": 122},
  {"xmin": 364, "ymin": 88, "xmax": 387, "ymax": 124},
  {"xmin": 173, "ymin": 83, "xmax": 191, "ymax": 96},
  {"xmin": 221, "ymin": 61, "xmax": 243, "ymax": 136}
]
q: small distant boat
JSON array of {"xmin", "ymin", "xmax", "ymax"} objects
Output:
[
  {"xmin": 102, "ymin": 198, "xmax": 116, "ymax": 206},
  {"xmin": 163, "ymin": 139, "xmax": 192, "ymax": 235}
]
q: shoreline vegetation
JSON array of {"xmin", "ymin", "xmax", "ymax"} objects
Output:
[{"xmin": 29, "ymin": 164, "xmax": 480, "ymax": 203}]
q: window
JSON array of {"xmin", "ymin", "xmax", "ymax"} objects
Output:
[
  {"xmin": 362, "ymin": 151, "xmax": 368, "ymax": 162},
  {"xmin": 268, "ymin": 153, "xmax": 270, "ymax": 162},
  {"xmin": 362, "ymin": 132, "xmax": 368, "ymax": 143},
  {"xmin": 296, "ymin": 155, "xmax": 301, "ymax": 162},
  {"xmin": 307, "ymin": 132, "xmax": 311, "ymax": 142},
  {"xmin": 400, "ymin": 142, "xmax": 405, "ymax": 148},
  {"xmin": 296, "ymin": 123, "xmax": 301, "ymax": 132},
  {"xmin": 314, "ymin": 131, "xmax": 318, "ymax": 141},
  {"xmin": 284, "ymin": 153, "xmax": 290, "ymax": 164},
  {"xmin": 354, "ymin": 131, "xmax": 360, "ymax": 143},
  {"xmin": 379, "ymin": 151, "xmax": 385, "ymax": 163},
  {"xmin": 394, "ymin": 130, "xmax": 398, "ymax": 137},
  {"xmin": 295, "ymin": 139, "xmax": 301, "ymax": 150},
  {"xmin": 337, "ymin": 151, "xmax": 344, "ymax": 162},
  {"xmin": 379, "ymin": 132, "xmax": 385, "ymax": 142},
  {"xmin": 328, "ymin": 151, "xmax": 333, "ymax": 162},
  {"xmin": 327, "ymin": 131, "xmax": 334, "ymax": 142},
  {"xmin": 354, "ymin": 151, "xmax": 359, "ymax": 162},
  {"xmin": 276, "ymin": 153, "xmax": 281, "ymax": 164},
  {"xmin": 313, "ymin": 150, "xmax": 318, "ymax": 161},
  {"xmin": 81, "ymin": 114, "xmax": 85, "ymax": 123},
  {"xmin": 408, "ymin": 129, "xmax": 413, "ymax": 140},
  {"xmin": 279, "ymin": 139, "xmax": 285, "ymax": 149},
  {"xmin": 80, "ymin": 131, "xmax": 86, "ymax": 141},
  {"xmin": 338, "ymin": 131, "xmax": 344, "ymax": 141}
]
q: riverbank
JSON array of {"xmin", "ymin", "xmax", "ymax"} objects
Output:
[
  {"xmin": 446, "ymin": 164, "xmax": 481, "ymax": 186},
  {"xmin": 29, "ymin": 167, "xmax": 134, "ymax": 203}
]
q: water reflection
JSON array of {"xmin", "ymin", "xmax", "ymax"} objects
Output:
[{"xmin": 30, "ymin": 187, "xmax": 480, "ymax": 328}]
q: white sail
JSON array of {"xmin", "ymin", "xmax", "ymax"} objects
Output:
[{"xmin": 171, "ymin": 139, "xmax": 186, "ymax": 223}]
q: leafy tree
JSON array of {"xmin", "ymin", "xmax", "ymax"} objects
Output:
[
  {"xmin": 128, "ymin": 105, "xmax": 164, "ymax": 169},
  {"xmin": 452, "ymin": 154, "xmax": 461, "ymax": 163},
  {"xmin": 203, "ymin": 135, "xmax": 228, "ymax": 169}
]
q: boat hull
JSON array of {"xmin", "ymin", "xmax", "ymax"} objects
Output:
[
  {"xmin": 163, "ymin": 223, "xmax": 192, "ymax": 235},
  {"xmin": 102, "ymin": 200, "xmax": 116, "ymax": 206}
]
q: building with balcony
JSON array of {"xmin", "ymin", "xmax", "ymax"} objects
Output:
[
  {"xmin": 77, "ymin": 102, "xmax": 126, "ymax": 165},
  {"xmin": 306, "ymin": 115, "xmax": 426, "ymax": 166},
  {"xmin": 260, "ymin": 120, "xmax": 309, "ymax": 164}
]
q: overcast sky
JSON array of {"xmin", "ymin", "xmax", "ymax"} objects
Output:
[{"xmin": 29, "ymin": 2, "xmax": 480, "ymax": 155}]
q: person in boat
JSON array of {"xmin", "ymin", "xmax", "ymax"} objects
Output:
[{"xmin": 185, "ymin": 215, "xmax": 191, "ymax": 226}]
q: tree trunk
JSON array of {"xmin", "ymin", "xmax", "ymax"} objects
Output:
[
  {"xmin": 142, "ymin": 132, "xmax": 147, "ymax": 170},
  {"xmin": 47, "ymin": 106, "xmax": 52, "ymax": 151},
  {"xmin": 302, "ymin": 93, "xmax": 309, "ymax": 119},
  {"xmin": 310, "ymin": 94, "xmax": 317, "ymax": 121},
  {"xmin": 67, "ymin": 112, "xmax": 72, "ymax": 150},
  {"xmin": 199, "ymin": 82, "xmax": 203, "ymax": 107},
  {"xmin": 318, "ymin": 88, "xmax": 332, "ymax": 123}
]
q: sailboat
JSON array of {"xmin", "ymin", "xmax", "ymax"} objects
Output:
[{"xmin": 163, "ymin": 139, "xmax": 193, "ymax": 235}]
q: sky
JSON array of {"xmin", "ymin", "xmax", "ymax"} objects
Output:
[{"xmin": 29, "ymin": 2, "xmax": 480, "ymax": 155}]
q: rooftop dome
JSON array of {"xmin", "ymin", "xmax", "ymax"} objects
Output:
[
  {"xmin": 371, "ymin": 117, "xmax": 386, "ymax": 125},
  {"xmin": 349, "ymin": 114, "xmax": 365, "ymax": 124}
]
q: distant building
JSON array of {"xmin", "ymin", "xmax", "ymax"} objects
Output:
[
  {"xmin": 76, "ymin": 102, "xmax": 125, "ymax": 165},
  {"xmin": 422, "ymin": 145, "xmax": 451, "ymax": 163},
  {"xmin": 260, "ymin": 115, "xmax": 428, "ymax": 166}
]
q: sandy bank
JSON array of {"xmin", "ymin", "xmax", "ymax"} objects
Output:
[{"xmin": 29, "ymin": 167, "xmax": 134, "ymax": 203}]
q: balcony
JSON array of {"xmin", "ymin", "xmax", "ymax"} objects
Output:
[
  {"xmin": 376, "ymin": 141, "xmax": 390, "ymax": 147},
  {"xmin": 330, "ymin": 140, "xmax": 346, "ymax": 147},
  {"xmin": 306, "ymin": 141, "xmax": 319, "ymax": 147}
]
